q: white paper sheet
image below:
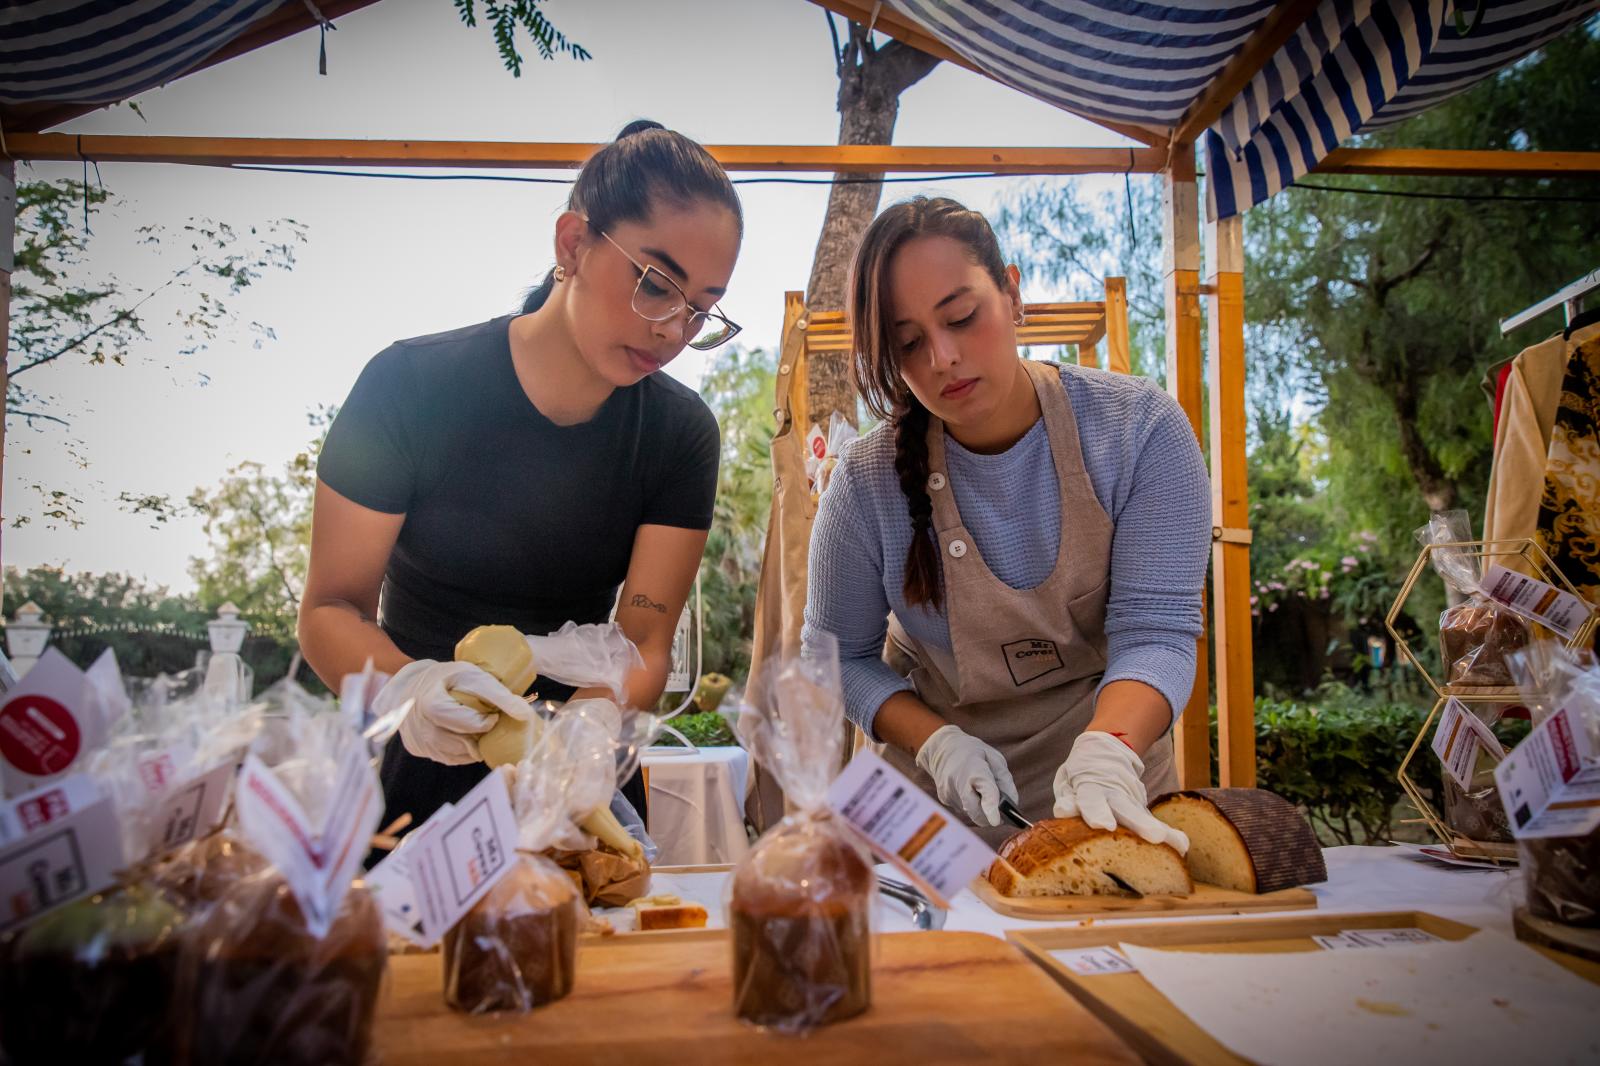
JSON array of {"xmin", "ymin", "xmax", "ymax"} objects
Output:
[{"xmin": 1120, "ymin": 930, "xmax": 1600, "ymax": 1066}]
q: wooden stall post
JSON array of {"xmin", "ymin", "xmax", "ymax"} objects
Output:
[
  {"xmin": 1205, "ymin": 215, "xmax": 1256, "ymax": 787},
  {"xmin": 0, "ymin": 159, "xmax": 13, "ymax": 585},
  {"xmin": 1162, "ymin": 145, "xmax": 1212, "ymax": 788},
  {"xmin": 1104, "ymin": 276, "xmax": 1130, "ymax": 375}
]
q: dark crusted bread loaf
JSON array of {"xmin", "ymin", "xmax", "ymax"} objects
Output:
[{"xmin": 1150, "ymin": 788, "xmax": 1326, "ymax": 894}]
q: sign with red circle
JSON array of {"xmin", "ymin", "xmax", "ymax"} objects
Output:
[{"xmin": 0, "ymin": 695, "xmax": 82, "ymax": 777}]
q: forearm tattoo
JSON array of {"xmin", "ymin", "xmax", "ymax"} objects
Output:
[{"xmin": 629, "ymin": 593, "xmax": 668, "ymax": 614}]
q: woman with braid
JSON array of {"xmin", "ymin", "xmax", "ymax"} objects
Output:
[{"xmin": 802, "ymin": 197, "xmax": 1210, "ymax": 849}]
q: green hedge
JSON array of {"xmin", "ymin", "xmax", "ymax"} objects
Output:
[{"xmin": 1249, "ymin": 689, "xmax": 1437, "ymax": 846}]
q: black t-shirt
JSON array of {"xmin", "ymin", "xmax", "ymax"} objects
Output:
[
  {"xmin": 320, "ymin": 314, "xmax": 720, "ymax": 660},
  {"xmin": 319, "ymin": 314, "xmax": 719, "ymax": 837}
]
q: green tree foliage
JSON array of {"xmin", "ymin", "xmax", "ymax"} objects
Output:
[
  {"xmin": 451, "ymin": 0, "xmax": 590, "ymax": 75},
  {"xmin": 0, "ymin": 566, "xmax": 303, "ymax": 689},
  {"xmin": 695, "ymin": 345, "xmax": 776, "ymax": 683},
  {"xmin": 1248, "ymin": 26, "xmax": 1600, "ymax": 535},
  {"xmin": 995, "ymin": 176, "xmax": 1167, "ymax": 382},
  {"xmin": 9, "ymin": 178, "xmax": 306, "ymax": 528},
  {"xmin": 185, "ymin": 409, "xmax": 332, "ymax": 630}
]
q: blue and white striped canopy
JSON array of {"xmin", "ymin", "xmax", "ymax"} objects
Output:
[
  {"xmin": 888, "ymin": 0, "xmax": 1599, "ymax": 217},
  {"xmin": 0, "ymin": 0, "xmax": 290, "ymax": 108}
]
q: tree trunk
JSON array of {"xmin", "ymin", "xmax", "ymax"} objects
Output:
[
  {"xmin": 1389, "ymin": 377, "xmax": 1459, "ymax": 513},
  {"xmin": 804, "ymin": 24, "xmax": 940, "ymax": 428}
]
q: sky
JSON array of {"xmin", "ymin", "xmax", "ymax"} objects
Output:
[{"xmin": 7, "ymin": 0, "xmax": 1140, "ymax": 595}]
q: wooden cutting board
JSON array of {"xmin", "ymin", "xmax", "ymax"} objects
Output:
[
  {"xmin": 970, "ymin": 873, "xmax": 1317, "ymax": 919},
  {"xmin": 374, "ymin": 929, "xmax": 1140, "ymax": 1065}
]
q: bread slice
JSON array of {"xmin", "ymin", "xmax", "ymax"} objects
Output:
[
  {"xmin": 986, "ymin": 817, "xmax": 1192, "ymax": 897},
  {"xmin": 626, "ymin": 894, "xmax": 709, "ymax": 931},
  {"xmin": 635, "ymin": 904, "xmax": 708, "ymax": 931},
  {"xmin": 1149, "ymin": 788, "xmax": 1326, "ymax": 894}
]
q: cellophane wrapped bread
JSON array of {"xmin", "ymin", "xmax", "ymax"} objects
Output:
[
  {"xmin": 173, "ymin": 686, "xmax": 387, "ymax": 1065},
  {"xmin": 442, "ymin": 704, "xmax": 652, "ymax": 1014},
  {"xmin": 726, "ymin": 640, "xmax": 874, "ymax": 1033},
  {"xmin": 1416, "ymin": 511, "xmax": 1529, "ymax": 688},
  {"xmin": 0, "ymin": 667, "xmax": 270, "ymax": 1066},
  {"xmin": 1506, "ymin": 643, "xmax": 1600, "ymax": 928}
]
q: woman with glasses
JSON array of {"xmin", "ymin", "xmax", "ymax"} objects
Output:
[{"xmin": 299, "ymin": 121, "xmax": 742, "ymax": 840}]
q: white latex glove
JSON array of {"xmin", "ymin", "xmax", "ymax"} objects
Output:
[
  {"xmin": 914, "ymin": 724, "xmax": 1019, "ymax": 827},
  {"xmin": 1052, "ymin": 731, "xmax": 1189, "ymax": 854},
  {"xmin": 375, "ymin": 660, "xmax": 531, "ymax": 766},
  {"xmin": 525, "ymin": 622, "xmax": 643, "ymax": 700}
]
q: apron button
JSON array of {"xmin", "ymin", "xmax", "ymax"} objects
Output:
[
  {"xmin": 948, "ymin": 539, "xmax": 968, "ymax": 558},
  {"xmin": 928, "ymin": 472, "xmax": 947, "ymax": 491}
]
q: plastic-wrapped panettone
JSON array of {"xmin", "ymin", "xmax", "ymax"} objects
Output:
[
  {"xmin": 0, "ymin": 885, "xmax": 185, "ymax": 1065},
  {"xmin": 1415, "ymin": 512, "xmax": 1530, "ymax": 688},
  {"xmin": 731, "ymin": 814, "xmax": 873, "ymax": 1028},
  {"xmin": 727, "ymin": 639, "xmax": 875, "ymax": 1033},
  {"xmin": 180, "ymin": 870, "xmax": 386, "ymax": 1066},
  {"xmin": 443, "ymin": 853, "xmax": 579, "ymax": 1012}
]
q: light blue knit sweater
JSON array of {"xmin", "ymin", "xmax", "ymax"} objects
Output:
[{"xmin": 802, "ymin": 364, "xmax": 1211, "ymax": 738}]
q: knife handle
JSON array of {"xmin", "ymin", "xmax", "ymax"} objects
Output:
[{"xmin": 998, "ymin": 798, "xmax": 1032, "ymax": 830}]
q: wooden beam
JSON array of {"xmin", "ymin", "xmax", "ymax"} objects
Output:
[
  {"xmin": 2, "ymin": 0, "xmax": 387, "ymax": 133},
  {"xmin": 1170, "ymin": 0, "xmax": 1323, "ymax": 148},
  {"xmin": 1316, "ymin": 147, "xmax": 1600, "ymax": 178},
  {"xmin": 3, "ymin": 133, "xmax": 1169, "ymax": 175},
  {"xmin": 1162, "ymin": 143, "xmax": 1212, "ymax": 790},
  {"xmin": 804, "ymin": 0, "xmax": 1169, "ymax": 149},
  {"xmin": 1205, "ymin": 214, "xmax": 1256, "ymax": 789},
  {"xmin": 1104, "ymin": 276, "xmax": 1131, "ymax": 375}
]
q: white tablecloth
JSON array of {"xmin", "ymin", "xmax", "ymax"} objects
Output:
[
  {"xmin": 641, "ymin": 745, "xmax": 751, "ymax": 867},
  {"xmin": 624, "ymin": 846, "xmax": 1525, "ymax": 936}
]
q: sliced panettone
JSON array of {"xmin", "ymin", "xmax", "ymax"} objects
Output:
[
  {"xmin": 1149, "ymin": 788, "xmax": 1326, "ymax": 894},
  {"xmin": 986, "ymin": 817, "xmax": 1192, "ymax": 897},
  {"xmin": 627, "ymin": 894, "xmax": 709, "ymax": 931}
]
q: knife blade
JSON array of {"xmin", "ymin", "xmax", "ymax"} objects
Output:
[{"xmin": 996, "ymin": 798, "xmax": 1142, "ymax": 898}]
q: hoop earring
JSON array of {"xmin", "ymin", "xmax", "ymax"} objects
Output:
[
  {"xmin": 553, "ymin": 265, "xmax": 568, "ymax": 282},
  {"xmin": 1014, "ymin": 311, "xmax": 1026, "ymax": 327}
]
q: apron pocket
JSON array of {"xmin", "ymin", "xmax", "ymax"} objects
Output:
[{"xmin": 1064, "ymin": 579, "xmax": 1110, "ymax": 674}]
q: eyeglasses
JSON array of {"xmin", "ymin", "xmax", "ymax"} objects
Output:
[{"xmin": 591, "ymin": 226, "xmax": 741, "ymax": 351}]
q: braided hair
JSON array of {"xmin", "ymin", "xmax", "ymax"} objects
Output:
[{"xmin": 846, "ymin": 197, "xmax": 1011, "ymax": 610}]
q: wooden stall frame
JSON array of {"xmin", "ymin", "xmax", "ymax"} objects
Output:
[{"xmin": 7, "ymin": 5, "xmax": 1600, "ymax": 792}]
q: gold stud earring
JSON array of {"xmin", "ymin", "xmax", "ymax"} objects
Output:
[{"xmin": 553, "ymin": 265, "xmax": 568, "ymax": 282}]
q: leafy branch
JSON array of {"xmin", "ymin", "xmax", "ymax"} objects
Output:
[{"xmin": 452, "ymin": 0, "xmax": 591, "ymax": 76}]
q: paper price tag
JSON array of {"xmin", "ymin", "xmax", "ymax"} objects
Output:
[
  {"xmin": 1493, "ymin": 706, "xmax": 1600, "ymax": 840},
  {"xmin": 366, "ymin": 819, "xmax": 443, "ymax": 946},
  {"xmin": 150, "ymin": 758, "xmax": 239, "ymax": 856},
  {"xmin": 1431, "ymin": 699, "xmax": 1504, "ymax": 789},
  {"xmin": 0, "ymin": 790, "xmax": 124, "ymax": 932},
  {"xmin": 236, "ymin": 742, "xmax": 382, "ymax": 938},
  {"xmin": 1315, "ymin": 928, "xmax": 1443, "ymax": 950},
  {"xmin": 1482, "ymin": 563, "xmax": 1592, "ymax": 640},
  {"xmin": 400, "ymin": 774, "xmax": 519, "ymax": 946},
  {"xmin": 1053, "ymin": 946, "xmax": 1136, "ymax": 975},
  {"xmin": 826, "ymin": 748, "xmax": 996, "ymax": 908},
  {"xmin": 0, "ymin": 774, "xmax": 104, "ymax": 845}
]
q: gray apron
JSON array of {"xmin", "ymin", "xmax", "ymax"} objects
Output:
[{"xmin": 880, "ymin": 360, "xmax": 1176, "ymax": 847}]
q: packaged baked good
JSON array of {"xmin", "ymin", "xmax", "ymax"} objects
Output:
[
  {"xmin": 442, "ymin": 708, "xmax": 645, "ymax": 1014},
  {"xmin": 1416, "ymin": 511, "xmax": 1529, "ymax": 687},
  {"xmin": 0, "ymin": 883, "xmax": 185, "ymax": 1065},
  {"xmin": 1504, "ymin": 643, "xmax": 1600, "ymax": 928},
  {"xmin": 179, "ymin": 870, "xmax": 385, "ymax": 1066},
  {"xmin": 175, "ymin": 687, "xmax": 387, "ymax": 1064},
  {"xmin": 0, "ymin": 666, "xmax": 267, "ymax": 1066},
  {"xmin": 727, "ymin": 641, "xmax": 874, "ymax": 1033}
]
